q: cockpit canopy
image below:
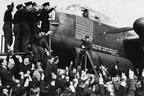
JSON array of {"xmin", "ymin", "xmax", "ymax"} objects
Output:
[
  {"xmin": 65, "ymin": 4, "xmax": 117, "ymax": 27},
  {"xmin": 48, "ymin": 4, "xmax": 117, "ymax": 27}
]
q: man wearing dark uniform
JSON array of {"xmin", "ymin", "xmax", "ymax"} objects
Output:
[
  {"xmin": 28, "ymin": 2, "xmax": 40, "ymax": 45},
  {"xmin": 31, "ymin": 30, "xmax": 51, "ymax": 64},
  {"xmin": 21, "ymin": 1, "xmax": 33, "ymax": 52},
  {"xmin": 39, "ymin": 2, "xmax": 57, "ymax": 46},
  {"xmin": 79, "ymin": 35, "xmax": 92, "ymax": 67},
  {"xmin": 81, "ymin": 35, "xmax": 92, "ymax": 51},
  {"xmin": 3, "ymin": 2, "xmax": 14, "ymax": 52},
  {"xmin": 39, "ymin": 2, "xmax": 56, "ymax": 33},
  {"xmin": 13, "ymin": 4, "xmax": 23, "ymax": 52}
]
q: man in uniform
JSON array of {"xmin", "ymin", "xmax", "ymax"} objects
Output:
[
  {"xmin": 39, "ymin": 2, "xmax": 57, "ymax": 45},
  {"xmin": 81, "ymin": 35, "xmax": 92, "ymax": 51},
  {"xmin": 31, "ymin": 30, "xmax": 51, "ymax": 64},
  {"xmin": 13, "ymin": 4, "xmax": 23, "ymax": 52},
  {"xmin": 3, "ymin": 2, "xmax": 14, "ymax": 53},
  {"xmin": 21, "ymin": 1, "xmax": 33, "ymax": 52},
  {"xmin": 39, "ymin": 2, "xmax": 57, "ymax": 33},
  {"xmin": 29, "ymin": 2, "xmax": 40, "ymax": 45},
  {"xmin": 79, "ymin": 35, "xmax": 92, "ymax": 66}
]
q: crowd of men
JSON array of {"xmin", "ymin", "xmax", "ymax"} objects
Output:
[
  {"xmin": 3, "ymin": 1, "xmax": 56, "ymax": 63},
  {"xmin": 0, "ymin": 53, "xmax": 144, "ymax": 96},
  {"xmin": 1, "ymin": 1, "xmax": 144, "ymax": 96}
]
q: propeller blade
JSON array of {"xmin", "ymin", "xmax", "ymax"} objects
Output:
[{"xmin": 105, "ymin": 27, "xmax": 133, "ymax": 34}]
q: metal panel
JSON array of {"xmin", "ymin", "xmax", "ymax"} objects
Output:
[{"xmin": 75, "ymin": 16, "xmax": 93, "ymax": 40}]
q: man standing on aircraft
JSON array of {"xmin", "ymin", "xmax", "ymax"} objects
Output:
[
  {"xmin": 39, "ymin": 2, "xmax": 57, "ymax": 48},
  {"xmin": 79, "ymin": 35, "xmax": 92, "ymax": 66},
  {"xmin": 13, "ymin": 4, "xmax": 23, "ymax": 53},
  {"xmin": 21, "ymin": 1, "xmax": 33, "ymax": 52},
  {"xmin": 3, "ymin": 2, "xmax": 14, "ymax": 53},
  {"xmin": 29, "ymin": 2, "xmax": 40, "ymax": 45},
  {"xmin": 81, "ymin": 35, "xmax": 92, "ymax": 51},
  {"xmin": 39, "ymin": 2, "xmax": 57, "ymax": 33}
]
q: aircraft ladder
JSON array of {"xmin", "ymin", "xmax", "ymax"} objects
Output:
[{"xmin": 80, "ymin": 50, "xmax": 98, "ymax": 77}]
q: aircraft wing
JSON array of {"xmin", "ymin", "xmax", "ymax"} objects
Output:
[{"xmin": 105, "ymin": 27, "xmax": 133, "ymax": 34}]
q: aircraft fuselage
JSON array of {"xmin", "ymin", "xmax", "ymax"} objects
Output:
[{"xmin": 49, "ymin": 10, "xmax": 143, "ymax": 72}]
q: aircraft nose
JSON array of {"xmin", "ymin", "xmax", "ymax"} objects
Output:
[{"xmin": 133, "ymin": 17, "xmax": 144, "ymax": 38}]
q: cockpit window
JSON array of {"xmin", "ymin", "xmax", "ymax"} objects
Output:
[{"xmin": 81, "ymin": 8, "xmax": 89, "ymax": 18}]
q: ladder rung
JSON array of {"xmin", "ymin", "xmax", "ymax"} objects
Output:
[{"xmin": 0, "ymin": 52, "xmax": 27, "ymax": 56}]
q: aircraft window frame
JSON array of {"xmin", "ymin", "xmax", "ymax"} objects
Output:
[
  {"xmin": 49, "ymin": 9, "xmax": 56, "ymax": 21},
  {"xmin": 81, "ymin": 7, "xmax": 89, "ymax": 18}
]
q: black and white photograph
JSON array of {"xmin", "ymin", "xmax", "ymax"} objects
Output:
[{"xmin": 0, "ymin": 0, "xmax": 143, "ymax": 96}]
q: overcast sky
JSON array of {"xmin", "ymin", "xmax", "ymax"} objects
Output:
[{"xmin": 0, "ymin": 0, "xmax": 144, "ymax": 51}]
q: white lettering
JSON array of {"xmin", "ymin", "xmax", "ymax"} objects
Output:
[{"xmin": 92, "ymin": 44, "xmax": 119, "ymax": 56}]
